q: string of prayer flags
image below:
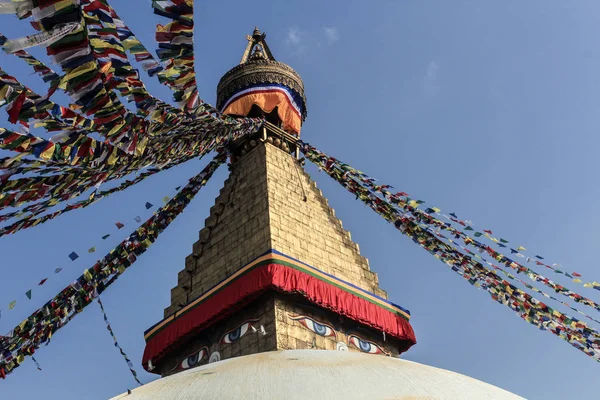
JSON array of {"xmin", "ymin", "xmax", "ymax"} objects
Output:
[
  {"xmin": 2, "ymin": 22, "xmax": 80, "ymax": 53},
  {"xmin": 0, "ymin": 33, "xmax": 60, "ymax": 86},
  {"xmin": 0, "ymin": 150, "xmax": 227, "ymax": 378},
  {"xmin": 0, "ymin": 121, "xmax": 258, "ymax": 238},
  {"xmin": 299, "ymin": 139, "xmax": 600, "ymax": 296},
  {"xmin": 386, "ymin": 186, "xmax": 598, "ymax": 292},
  {"xmin": 83, "ymin": 0, "xmax": 163, "ymax": 78},
  {"xmin": 300, "ymin": 141, "xmax": 600, "ymax": 363},
  {"xmin": 82, "ymin": 0, "xmax": 179, "ymax": 126},
  {"xmin": 97, "ymin": 297, "xmax": 142, "ymax": 385},
  {"xmin": 151, "ymin": 0, "xmax": 198, "ymax": 109},
  {"xmin": 3, "ymin": 180, "xmax": 192, "ymax": 314}
]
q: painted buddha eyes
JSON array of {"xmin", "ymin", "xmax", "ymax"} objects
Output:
[
  {"xmin": 178, "ymin": 347, "xmax": 208, "ymax": 370},
  {"xmin": 288, "ymin": 314, "xmax": 336, "ymax": 338},
  {"xmin": 348, "ymin": 334, "xmax": 388, "ymax": 355},
  {"xmin": 220, "ymin": 319, "xmax": 259, "ymax": 344}
]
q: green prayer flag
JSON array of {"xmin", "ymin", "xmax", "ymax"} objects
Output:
[
  {"xmin": 25, "ymin": 290, "xmax": 32, "ymax": 300},
  {"xmin": 474, "ymin": 232, "xmax": 483, "ymax": 237},
  {"xmin": 500, "ymin": 238, "xmax": 509, "ymax": 243},
  {"xmin": 102, "ymin": 234, "xmax": 110, "ymax": 240}
]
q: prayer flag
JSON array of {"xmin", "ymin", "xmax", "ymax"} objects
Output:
[
  {"xmin": 162, "ymin": 196, "xmax": 169, "ymax": 203},
  {"xmin": 83, "ymin": 269, "xmax": 93, "ymax": 282},
  {"xmin": 25, "ymin": 290, "xmax": 31, "ymax": 300},
  {"xmin": 134, "ymin": 216, "xmax": 142, "ymax": 223},
  {"xmin": 88, "ymin": 247, "xmax": 96, "ymax": 253},
  {"xmin": 145, "ymin": 202, "xmax": 153, "ymax": 209},
  {"xmin": 115, "ymin": 222, "xmax": 124, "ymax": 229},
  {"xmin": 517, "ymin": 246, "xmax": 527, "ymax": 251},
  {"xmin": 69, "ymin": 252, "xmax": 79, "ymax": 261},
  {"xmin": 102, "ymin": 234, "xmax": 110, "ymax": 240},
  {"xmin": 8, "ymin": 300, "xmax": 15, "ymax": 309},
  {"xmin": 38, "ymin": 278, "xmax": 47, "ymax": 286},
  {"xmin": 54, "ymin": 267, "xmax": 63, "ymax": 274}
]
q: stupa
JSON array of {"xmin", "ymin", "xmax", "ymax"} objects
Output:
[{"xmin": 112, "ymin": 28, "xmax": 524, "ymax": 400}]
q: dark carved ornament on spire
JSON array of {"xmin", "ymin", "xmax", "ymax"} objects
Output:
[{"xmin": 216, "ymin": 27, "xmax": 307, "ymax": 121}]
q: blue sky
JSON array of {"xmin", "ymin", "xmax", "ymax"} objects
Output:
[{"xmin": 0, "ymin": 1, "xmax": 599, "ymax": 398}]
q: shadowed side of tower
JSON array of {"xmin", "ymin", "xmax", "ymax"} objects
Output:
[{"xmin": 141, "ymin": 28, "xmax": 415, "ymax": 377}]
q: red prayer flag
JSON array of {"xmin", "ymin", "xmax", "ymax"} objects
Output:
[
  {"xmin": 38, "ymin": 278, "xmax": 48, "ymax": 286},
  {"xmin": 115, "ymin": 222, "xmax": 124, "ymax": 229},
  {"xmin": 7, "ymin": 91, "xmax": 27, "ymax": 124},
  {"xmin": 483, "ymin": 229, "xmax": 493, "ymax": 234},
  {"xmin": 572, "ymin": 272, "xmax": 582, "ymax": 277}
]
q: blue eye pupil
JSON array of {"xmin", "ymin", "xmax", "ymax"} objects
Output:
[
  {"xmin": 358, "ymin": 339, "xmax": 371, "ymax": 352},
  {"xmin": 313, "ymin": 322, "xmax": 327, "ymax": 336},
  {"xmin": 187, "ymin": 353, "xmax": 199, "ymax": 367},
  {"xmin": 228, "ymin": 327, "xmax": 241, "ymax": 342}
]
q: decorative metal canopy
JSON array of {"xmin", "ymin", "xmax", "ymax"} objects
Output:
[{"xmin": 216, "ymin": 27, "xmax": 307, "ymax": 121}]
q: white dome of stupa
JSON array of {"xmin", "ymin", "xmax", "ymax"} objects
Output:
[{"xmin": 110, "ymin": 350, "xmax": 524, "ymax": 400}]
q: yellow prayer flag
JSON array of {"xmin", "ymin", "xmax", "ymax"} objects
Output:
[
  {"xmin": 8, "ymin": 300, "xmax": 16, "ymax": 309},
  {"xmin": 83, "ymin": 269, "xmax": 93, "ymax": 282},
  {"xmin": 517, "ymin": 246, "xmax": 527, "ymax": 251},
  {"xmin": 431, "ymin": 207, "xmax": 441, "ymax": 213},
  {"xmin": 88, "ymin": 247, "xmax": 96, "ymax": 253},
  {"xmin": 40, "ymin": 143, "xmax": 56, "ymax": 160},
  {"xmin": 573, "ymin": 279, "xmax": 582, "ymax": 283}
]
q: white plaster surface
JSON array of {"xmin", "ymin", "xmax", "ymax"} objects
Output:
[{"xmin": 110, "ymin": 350, "xmax": 525, "ymax": 399}]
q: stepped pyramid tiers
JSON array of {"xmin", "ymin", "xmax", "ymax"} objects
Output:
[
  {"xmin": 216, "ymin": 27, "xmax": 307, "ymax": 134},
  {"xmin": 141, "ymin": 28, "xmax": 415, "ymax": 377}
]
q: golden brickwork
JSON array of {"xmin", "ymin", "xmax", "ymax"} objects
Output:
[
  {"xmin": 158, "ymin": 141, "xmax": 397, "ymax": 376},
  {"xmin": 166, "ymin": 141, "xmax": 385, "ymax": 317}
]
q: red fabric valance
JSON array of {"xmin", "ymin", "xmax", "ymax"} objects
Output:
[{"xmin": 142, "ymin": 261, "xmax": 416, "ymax": 371}]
